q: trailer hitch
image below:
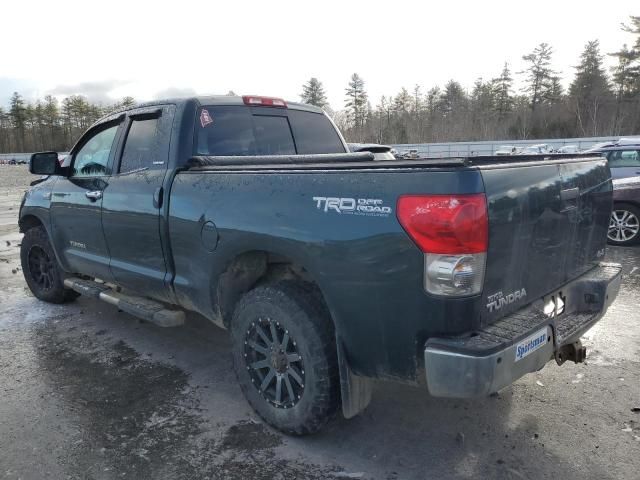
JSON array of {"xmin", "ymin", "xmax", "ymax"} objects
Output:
[{"xmin": 555, "ymin": 340, "xmax": 587, "ymax": 365}]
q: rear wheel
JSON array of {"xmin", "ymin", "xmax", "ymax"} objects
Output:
[
  {"xmin": 608, "ymin": 203, "xmax": 640, "ymax": 246},
  {"xmin": 230, "ymin": 282, "xmax": 339, "ymax": 435},
  {"xmin": 20, "ymin": 226, "xmax": 79, "ymax": 303}
]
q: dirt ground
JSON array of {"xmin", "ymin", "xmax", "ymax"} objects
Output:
[{"xmin": 1, "ymin": 164, "xmax": 639, "ymax": 480}]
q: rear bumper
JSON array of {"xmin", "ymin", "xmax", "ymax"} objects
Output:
[{"xmin": 424, "ymin": 262, "xmax": 622, "ymax": 397}]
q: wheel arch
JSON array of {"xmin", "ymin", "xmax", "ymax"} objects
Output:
[
  {"xmin": 18, "ymin": 213, "xmax": 46, "ymax": 233},
  {"xmin": 613, "ymin": 200, "xmax": 640, "ymax": 210},
  {"xmin": 214, "ymin": 249, "xmax": 332, "ymax": 330},
  {"xmin": 213, "ymin": 247, "xmax": 372, "ymax": 419},
  {"xmin": 18, "ymin": 210, "xmax": 68, "ymax": 272}
]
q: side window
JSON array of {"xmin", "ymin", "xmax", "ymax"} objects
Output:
[
  {"xmin": 608, "ymin": 150, "xmax": 640, "ymax": 168},
  {"xmin": 72, "ymin": 125, "xmax": 119, "ymax": 177},
  {"xmin": 288, "ymin": 110, "xmax": 346, "ymax": 154},
  {"xmin": 119, "ymin": 118, "xmax": 159, "ymax": 173}
]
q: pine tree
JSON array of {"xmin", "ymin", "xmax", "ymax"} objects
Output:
[
  {"xmin": 621, "ymin": 15, "xmax": 640, "ymax": 88},
  {"xmin": 393, "ymin": 87, "xmax": 411, "ymax": 114},
  {"xmin": 411, "ymin": 85, "xmax": 422, "ymax": 115},
  {"xmin": 492, "ymin": 63, "xmax": 513, "ymax": 117},
  {"xmin": 544, "ymin": 75, "xmax": 565, "ymax": 105},
  {"xmin": 471, "ymin": 78, "xmax": 497, "ymax": 138},
  {"xmin": 120, "ymin": 97, "xmax": 136, "ymax": 109},
  {"xmin": 43, "ymin": 95, "xmax": 59, "ymax": 149},
  {"xmin": 570, "ymin": 41, "xmax": 611, "ymax": 99},
  {"xmin": 0, "ymin": 107, "xmax": 9, "ymax": 152},
  {"xmin": 344, "ymin": 73, "xmax": 368, "ymax": 137},
  {"xmin": 9, "ymin": 92, "xmax": 27, "ymax": 151},
  {"xmin": 521, "ymin": 43, "xmax": 556, "ymax": 111},
  {"xmin": 439, "ymin": 80, "xmax": 467, "ymax": 116},
  {"xmin": 569, "ymin": 40, "xmax": 612, "ymax": 135},
  {"xmin": 613, "ymin": 16, "xmax": 640, "ymax": 132},
  {"xmin": 301, "ymin": 77, "xmax": 328, "ymax": 108},
  {"xmin": 425, "ymin": 87, "xmax": 441, "ymax": 115}
]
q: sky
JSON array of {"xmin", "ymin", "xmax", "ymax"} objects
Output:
[{"xmin": 1, "ymin": 0, "xmax": 638, "ymax": 110}]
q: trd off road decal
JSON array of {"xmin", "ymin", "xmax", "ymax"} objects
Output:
[
  {"xmin": 200, "ymin": 109, "xmax": 213, "ymax": 128},
  {"xmin": 312, "ymin": 196, "xmax": 392, "ymax": 217}
]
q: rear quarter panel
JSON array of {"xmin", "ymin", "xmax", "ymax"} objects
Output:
[{"xmin": 168, "ymin": 168, "xmax": 484, "ymax": 381}]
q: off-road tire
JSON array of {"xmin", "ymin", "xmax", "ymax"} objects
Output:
[
  {"xmin": 231, "ymin": 281, "xmax": 340, "ymax": 435},
  {"xmin": 20, "ymin": 226, "xmax": 79, "ymax": 303}
]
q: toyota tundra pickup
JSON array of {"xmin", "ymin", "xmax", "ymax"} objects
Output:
[{"xmin": 20, "ymin": 95, "xmax": 622, "ymax": 434}]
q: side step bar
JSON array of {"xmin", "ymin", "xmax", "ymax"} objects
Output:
[{"xmin": 63, "ymin": 277, "xmax": 185, "ymax": 327}]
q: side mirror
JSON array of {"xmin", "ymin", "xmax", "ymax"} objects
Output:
[{"xmin": 29, "ymin": 152, "xmax": 65, "ymax": 176}]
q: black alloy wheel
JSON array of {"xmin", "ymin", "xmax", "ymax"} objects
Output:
[{"xmin": 244, "ymin": 317, "xmax": 305, "ymax": 409}]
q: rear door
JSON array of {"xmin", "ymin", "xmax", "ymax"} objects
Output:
[
  {"xmin": 101, "ymin": 105, "xmax": 174, "ymax": 301},
  {"xmin": 50, "ymin": 120, "xmax": 122, "ymax": 280},
  {"xmin": 479, "ymin": 157, "xmax": 611, "ymax": 325}
]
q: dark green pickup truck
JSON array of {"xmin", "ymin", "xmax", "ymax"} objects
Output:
[{"xmin": 20, "ymin": 95, "xmax": 621, "ymax": 434}]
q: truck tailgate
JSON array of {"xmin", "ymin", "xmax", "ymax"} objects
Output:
[{"xmin": 479, "ymin": 157, "xmax": 611, "ymax": 326}]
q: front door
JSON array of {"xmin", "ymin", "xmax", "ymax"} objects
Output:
[
  {"xmin": 50, "ymin": 121, "xmax": 122, "ymax": 281},
  {"xmin": 101, "ymin": 106, "xmax": 174, "ymax": 301}
]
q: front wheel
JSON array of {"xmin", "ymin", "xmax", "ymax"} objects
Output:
[
  {"xmin": 20, "ymin": 226, "xmax": 79, "ymax": 303},
  {"xmin": 230, "ymin": 282, "xmax": 339, "ymax": 435},
  {"xmin": 608, "ymin": 203, "xmax": 640, "ymax": 246}
]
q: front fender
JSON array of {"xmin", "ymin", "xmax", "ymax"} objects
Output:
[{"xmin": 18, "ymin": 177, "xmax": 67, "ymax": 269}]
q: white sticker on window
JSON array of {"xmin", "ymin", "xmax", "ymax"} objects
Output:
[{"xmin": 200, "ymin": 109, "xmax": 213, "ymax": 128}]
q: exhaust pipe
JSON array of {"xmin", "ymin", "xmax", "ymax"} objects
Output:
[{"xmin": 555, "ymin": 340, "xmax": 587, "ymax": 365}]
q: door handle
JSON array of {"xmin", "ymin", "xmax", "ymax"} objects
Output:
[
  {"xmin": 85, "ymin": 190, "xmax": 103, "ymax": 201},
  {"xmin": 560, "ymin": 187, "xmax": 579, "ymax": 201}
]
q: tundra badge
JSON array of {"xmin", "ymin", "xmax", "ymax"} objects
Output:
[{"xmin": 486, "ymin": 288, "xmax": 527, "ymax": 312}]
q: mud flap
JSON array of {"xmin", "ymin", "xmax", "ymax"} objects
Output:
[{"xmin": 337, "ymin": 339, "xmax": 372, "ymax": 419}]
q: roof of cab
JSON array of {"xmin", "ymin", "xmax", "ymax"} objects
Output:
[
  {"xmin": 82, "ymin": 95, "xmax": 327, "ymax": 150},
  {"xmin": 127, "ymin": 96, "xmax": 324, "ymax": 114},
  {"xmin": 196, "ymin": 96, "xmax": 323, "ymax": 113}
]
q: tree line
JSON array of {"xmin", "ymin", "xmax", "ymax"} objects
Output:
[
  {"xmin": 0, "ymin": 95, "xmax": 135, "ymax": 153},
  {"xmin": 1, "ymin": 16, "xmax": 638, "ymax": 153},
  {"xmin": 302, "ymin": 16, "xmax": 640, "ymax": 144}
]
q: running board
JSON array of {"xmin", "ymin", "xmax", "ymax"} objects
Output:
[{"xmin": 63, "ymin": 277, "xmax": 185, "ymax": 327}]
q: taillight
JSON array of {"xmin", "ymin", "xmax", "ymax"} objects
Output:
[
  {"xmin": 397, "ymin": 194, "xmax": 488, "ymax": 297},
  {"xmin": 242, "ymin": 95, "xmax": 287, "ymax": 108}
]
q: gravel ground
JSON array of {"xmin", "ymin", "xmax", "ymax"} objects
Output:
[{"xmin": 1, "ymin": 164, "xmax": 639, "ymax": 480}]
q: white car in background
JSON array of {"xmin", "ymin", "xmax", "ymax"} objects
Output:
[
  {"xmin": 557, "ymin": 145, "xmax": 579, "ymax": 154},
  {"xmin": 519, "ymin": 144, "xmax": 551, "ymax": 155},
  {"xmin": 347, "ymin": 143, "xmax": 396, "ymax": 161},
  {"xmin": 495, "ymin": 145, "xmax": 517, "ymax": 155}
]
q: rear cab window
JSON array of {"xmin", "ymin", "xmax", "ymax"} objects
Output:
[{"xmin": 195, "ymin": 105, "xmax": 345, "ymax": 156}]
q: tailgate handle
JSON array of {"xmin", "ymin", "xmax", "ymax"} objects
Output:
[{"xmin": 560, "ymin": 187, "xmax": 579, "ymax": 201}]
